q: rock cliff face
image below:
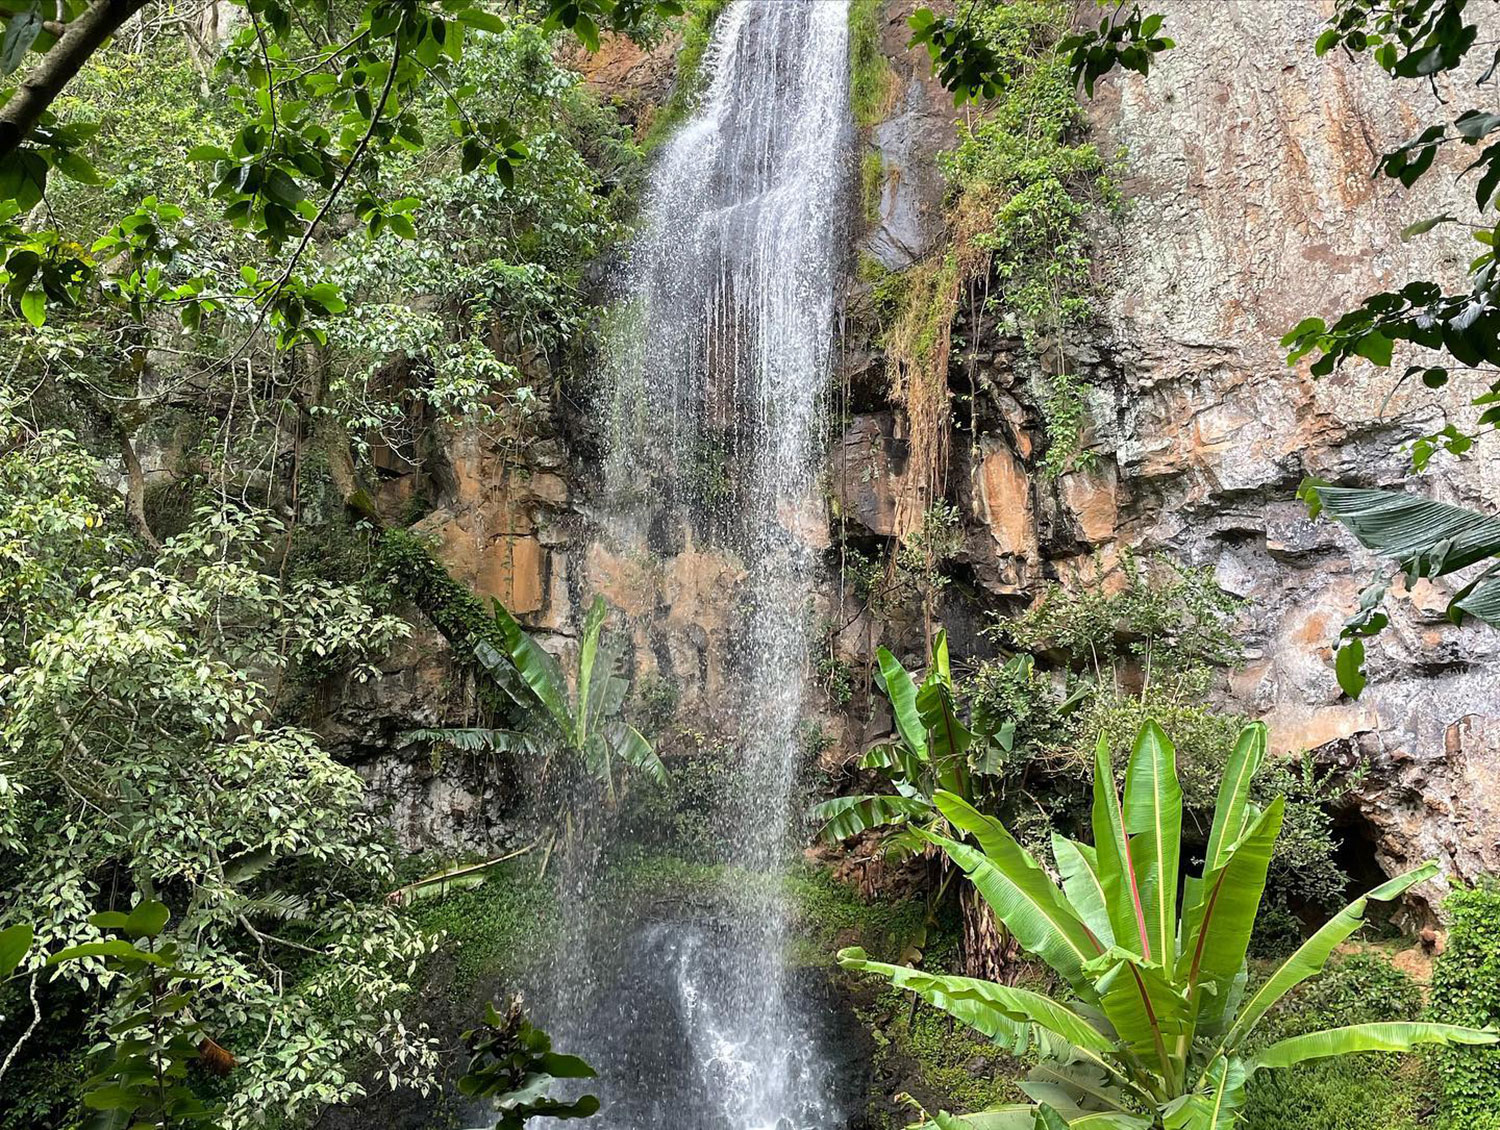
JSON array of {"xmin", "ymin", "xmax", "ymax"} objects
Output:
[
  {"xmin": 1088, "ymin": 1, "xmax": 1500, "ymax": 899},
  {"xmin": 346, "ymin": 2, "xmax": 1499, "ymax": 910}
]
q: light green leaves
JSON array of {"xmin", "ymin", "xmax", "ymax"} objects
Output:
[
  {"xmin": 929, "ymin": 793, "xmax": 1102, "ymax": 994},
  {"xmin": 837, "ymin": 947, "xmax": 1114, "ymax": 1054},
  {"xmin": 1251, "ymin": 1022, "xmax": 1499, "ymax": 1072},
  {"xmin": 0, "ymin": 922, "xmax": 32, "ymax": 977},
  {"xmin": 1226, "ymin": 861, "xmax": 1440, "ymax": 1048},
  {"xmin": 878, "ymin": 645, "xmax": 928, "ymax": 761},
  {"xmin": 1121, "ymin": 720, "xmax": 1181, "ymax": 966},
  {"xmin": 810, "ymin": 794, "xmax": 932, "ymax": 842},
  {"xmin": 838, "ymin": 718, "xmax": 1497, "ymax": 1130}
]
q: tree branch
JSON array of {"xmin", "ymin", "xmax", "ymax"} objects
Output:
[{"xmin": 0, "ymin": 0, "xmax": 151, "ymax": 159}]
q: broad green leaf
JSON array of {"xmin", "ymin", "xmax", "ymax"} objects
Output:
[
  {"xmin": 1025, "ymin": 1061, "xmax": 1130, "ymax": 1115},
  {"xmin": 1450, "ymin": 561, "xmax": 1500, "ymax": 627},
  {"xmin": 1, "ymin": 4, "xmax": 42, "ymax": 77},
  {"xmin": 1051, "ymin": 835, "xmax": 1114, "ymax": 948},
  {"xmin": 19, "ymin": 287, "xmax": 44, "ymax": 326},
  {"xmin": 1034, "ymin": 1105, "xmax": 1071, "ymax": 1130},
  {"xmin": 1226, "ymin": 861, "xmax": 1439, "ymax": 1048},
  {"xmin": 608, "ymin": 722, "xmax": 665, "ymax": 786},
  {"xmin": 877, "ymin": 647, "xmax": 928, "ymax": 760},
  {"xmin": 1161, "ymin": 1056, "xmax": 1245, "ymax": 1130},
  {"xmin": 457, "ymin": 7, "xmax": 507, "ymax": 32},
  {"xmin": 1121, "ymin": 720, "xmax": 1181, "ymax": 965},
  {"xmin": 1182, "ymin": 798, "xmax": 1284, "ymax": 1034},
  {"xmin": 1090, "ymin": 734, "xmax": 1151, "ymax": 960},
  {"xmin": 917, "ymin": 677, "xmax": 972, "ymax": 774},
  {"xmin": 1308, "ymin": 484, "xmax": 1500, "ymax": 577},
  {"xmin": 924, "ymin": 800, "xmax": 1101, "ymax": 995},
  {"xmin": 810, "ymin": 794, "xmax": 932, "ymax": 842},
  {"xmin": 575, "ymin": 595, "xmax": 606, "ymax": 742},
  {"xmin": 1202, "ymin": 723, "xmax": 1265, "ymax": 872},
  {"xmin": 837, "ymin": 948, "xmax": 1029, "ymax": 1048},
  {"xmin": 932, "ymin": 628, "xmax": 953, "ymax": 687},
  {"xmin": 0, "ymin": 922, "xmax": 32, "ymax": 977},
  {"xmin": 1090, "ymin": 951, "xmax": 1190, "ymax": 1071},
  {"xmin": 912, "ymin": 1108, "xmax": 1037, "ymax": 1130},
  {"xmin": 1251, "ymin": 1022, "xmax": 1498, "ymax": 1072},
  {"xmin": 124, "ymin": 899, "xmax": 169, "ymax": 939},
  {"xmin": 492, "ymin": 600, "xmax": 573, "ymax": 740},
  {"xmin": 837, "ymin": 948, "xmax": 1115, "ymax": 1053},
  {"xmin": 407, "ymin": 727, "xmax": 543, "ymax": 756},
  {"xmin": 48, "ymin": 940, "xmax": 169, "ymax": 966}
]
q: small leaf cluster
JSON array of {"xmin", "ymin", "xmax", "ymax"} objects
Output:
[
  {"xmin": 457, "ymin": 997, "xmax": 599, "ymax": 1128},
  {"xmin": 1058, "ymin": 3, "xmax": 1174, "ymax": 97},
  {"xmin": 908, "ymin": 7, "xmax": 1007, "ymax": 107},
  {"xmin": 1316, "ymin": 0, "xmax": 1483, "ymax": 80}
]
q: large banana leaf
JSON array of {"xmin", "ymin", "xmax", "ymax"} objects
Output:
[
  {"xmin": 836, "ymin": 949, "xmax": 1113, "ymax": 1054},
  {"xmin": 877, "ymin": 647, "xmax": 929, "ymax": 761},
  {"xmin": 607, "ymin": 722, "xmax": 665, "ymax": 786},
  {"xmin": 1250, "ymin": 1021, "xmax": 1498, "ymax": 1072},
  {"xmin": 1225, "ymin": 861, "xmax": 1440, "ymax": 1048},
  {"xmin": 1087, "ymin": 950, "xmax": 1189, "ymax": 1071},
  {"xmin": 1201, "ymin": 724, "xmax": 1265, "ymax": 873},
  {"xmin": 1310, "ymin": 484, "xmax": 1500, "ymax": 574},
  {"xmin": 929, "ymin": 794, "xmax": 1102, "ymax": 993},
  {"xmin": 575, "ymin": 596, "xmax": 607, "ymax": 743},
  {"xmin": 811, "ymin": 794, "xmax": 933, "ymax": 842},
  {"xmin": 1180, "ymin": 798, "xmax": 1285, "ymax": 1035},
  {"xmin": 1121, "ymin": 721, "xmax": 1182, "ymax": 966},
  {"xmin": 1307, "ymin": 484, "xmax": 1500, "ymax": 626},
  {"xmin": 917, "ymin": 678, "xmax": 973, "ymax": 780},
  {"xmin": 492, "ymin": 600, "xmax": 574, "ymax": 741},
  {"xmin": 1090, "ymin": 736, "xmax": 1152, "ymax": 961},
  {"xmin": 915, "ymin": 1108, "xmax": 1038, "ymax": 1130},
  {"xmin": 1024, "ymin": 1061, "xmax": 1130, "ymax": 1115},
  {"xmin": 406, "ymin": 728, "xmax": 546, "ymax": 757},
  {"xmin": 1052, "ymin": 835, "xmax": 1115, "ymax": 949}
]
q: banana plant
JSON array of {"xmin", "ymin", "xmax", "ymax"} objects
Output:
[
  {"xmin": 838, "ymin": 719, "xmax": 1498, "ymax": 1129},
  {"xmin": 411, "ymin": 595, "xmax": 665, "ymax": 801},
  {"xmin": 811, "ymin": 631, "xmax": 1030, "ymax": 977},
  {"xmin": 810, "ymin": 630, "xmax": 1011, "ymax": 851}
]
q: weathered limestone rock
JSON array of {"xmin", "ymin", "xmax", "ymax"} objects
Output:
[
  {"xmin": 1078, "ymin": 1, "xmax": 1500, "ymax": 896},
  {"xmin": 864, "ymin": 0, "xmax": 955, "ymax": 268}
]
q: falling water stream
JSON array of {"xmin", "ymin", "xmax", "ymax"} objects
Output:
[{"xmin": 541, "ymin": 3, "xmax": 854, "ymax": 1127}]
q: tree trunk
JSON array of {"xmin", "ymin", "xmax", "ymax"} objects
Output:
[
  {"xmin": 959, "ymin": 881, "xmax": 1017, "ymax": 983},
  {"xmin": 0, "ymin": 0, "xmax": 150, "ymax": 158}
]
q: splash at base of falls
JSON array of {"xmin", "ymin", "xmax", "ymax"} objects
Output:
[{"xmin": 543, "ymin": 914, "xmax": 862, "ymax": 1130}]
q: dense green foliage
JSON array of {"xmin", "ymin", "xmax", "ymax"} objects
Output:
[
  {"xmin": 1429, "ymin": 882, "xmax": 1500, "ymax": 1129},
  {"xmin": 941, "ymin": 0, "xmax": 1118, "ymax": 478}
]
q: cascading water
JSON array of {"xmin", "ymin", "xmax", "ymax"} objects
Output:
[{"xmin": 541, "ymin": 3, "xmax": 854, "ymax": 1128}]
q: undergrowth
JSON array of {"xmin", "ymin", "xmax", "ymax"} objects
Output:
[{"xmin": 938, "ymin": 0, "xmax": 1119, "ymax": 479}]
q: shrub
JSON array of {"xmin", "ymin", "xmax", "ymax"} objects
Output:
[{"xmin": 1430, "ymin": 882, "xmax": 1500, "ymax": 1130}]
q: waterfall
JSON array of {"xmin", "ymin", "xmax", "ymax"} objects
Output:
[{"xmin": 542, "ymin": 3, "xmax": 854, "ymax": 1128}]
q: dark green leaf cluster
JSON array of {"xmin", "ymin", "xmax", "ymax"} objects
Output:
[
  {"xmin": 1316, "ymin": 0, "xmax": 1484, "ymax": 80},
  {"xmin": 457, "ymin": 997, "xmax": 598, "ymax": 1129},
  {"xmin": 907, "ymin": 7, "xmax": 1007, "ymax": 107},
  {"xmin": 1057, "ymin": 4, "xmax": 1173, "ymax": 97}
]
